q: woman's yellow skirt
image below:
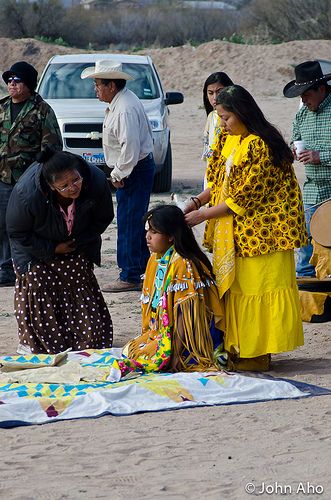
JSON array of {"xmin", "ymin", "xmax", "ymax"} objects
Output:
[{"xmin": 224, "ymin": 250, "xmax": 304, "ymax": 358}]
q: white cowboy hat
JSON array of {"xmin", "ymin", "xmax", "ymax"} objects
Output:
[{"xmin": 80, "ymin": 60, "xmax": 134, "ymax": 81}]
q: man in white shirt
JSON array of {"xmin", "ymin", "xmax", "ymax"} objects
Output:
[{"xmin": 81, "ymin": 60, "xmax": 155, "ymax": 292}]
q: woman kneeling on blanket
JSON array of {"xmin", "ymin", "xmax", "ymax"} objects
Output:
[{"xmin": 120, "ymin": 204, "xmax": 224, "ymax": 375}]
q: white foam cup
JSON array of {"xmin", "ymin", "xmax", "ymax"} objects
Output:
[{"xmin": 294, "ymin": 140, "xmax": 305, "ymax": 155}]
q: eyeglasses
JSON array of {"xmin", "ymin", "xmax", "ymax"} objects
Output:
[
  {"xmin": 7, "ymin": 76, "xmax": 23, "ymax": 84},
  {"xmin": 54, "ymin": 176, "xmax": 83, "ymax": 193}
]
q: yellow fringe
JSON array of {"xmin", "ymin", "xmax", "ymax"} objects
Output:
[
  {"xmin": 173, "ymin": 295, "xmax": 219, "ymax": 371},
  {"xmin": 127, "ymin": 331, "xmax": 157, "ymax": 359}
]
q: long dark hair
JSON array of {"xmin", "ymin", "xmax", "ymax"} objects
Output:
[
  {"xmin": 38, "ymin": 147, "xmax": 83, "ymax": 185},
  {"xmin": 216, "ymin": 85, "xmax": 293, "ymax": 167},
  {"xmin": 203, "ymin": 72, "xmax": 234, "ymax": 115},
  {"xmin": 143, "ymin": 205, "xmax": 213, "ymax": 280}
]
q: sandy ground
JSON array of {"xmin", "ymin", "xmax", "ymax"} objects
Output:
[{"xmin": 1, "ymin": 40, "xmax": 331, "ymax": 499}]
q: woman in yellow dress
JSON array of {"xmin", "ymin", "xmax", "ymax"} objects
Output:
[{"xmin": 185, "ymin": 85, "xmax": 307, "ymax": 371}]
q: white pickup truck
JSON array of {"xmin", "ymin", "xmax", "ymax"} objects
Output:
[{"xmin": 37, "ymin": 53, "xmax": 184, "ymax": 192}]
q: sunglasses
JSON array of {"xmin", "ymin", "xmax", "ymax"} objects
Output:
[{"xmin": 7, "ymin": 76, "xmax": 23, "ymax": 84}]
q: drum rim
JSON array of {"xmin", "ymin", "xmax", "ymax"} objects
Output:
[{"xmin": 310, "ymin": 200, "xmax": 331, "ymax": 247}]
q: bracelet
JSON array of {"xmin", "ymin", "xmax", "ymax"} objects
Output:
[{"xmin": 190, "ymin": 196, "xmax": 201, "ymax": 210}]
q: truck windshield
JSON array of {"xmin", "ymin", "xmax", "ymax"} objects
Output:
[{"xmin": 38, "ymin": 62, "xmax": 160, "ymax": 100}]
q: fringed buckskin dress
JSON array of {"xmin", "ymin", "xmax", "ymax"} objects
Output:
[{"xmin": 122, "ymin": 247, "xmax": 224, "ymax": 372}]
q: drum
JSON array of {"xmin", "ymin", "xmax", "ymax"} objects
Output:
[{"xmin": 310, "ymin": 200, "xmax": 331, "ymax": 247}]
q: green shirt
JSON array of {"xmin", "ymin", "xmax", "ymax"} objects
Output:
[{"xmin": 291, "ymin": 92, "xmax": 331, "ymax": 204}]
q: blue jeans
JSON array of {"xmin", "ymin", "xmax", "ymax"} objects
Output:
[
  {"xmin": 0, "ymin": 181, "xmax": 15, "ymax": 280},
  {"xmin": 296, "ymin": 203, "xmax": 318, "ymax": 277},
  {"xmin": 116, "ymin": 154, "xmax": 155, "ymax": 283}
]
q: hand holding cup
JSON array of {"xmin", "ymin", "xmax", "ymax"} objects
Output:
[{"xmin": 293, "ymin": 140, "xmax": 305, "ymax": 160}]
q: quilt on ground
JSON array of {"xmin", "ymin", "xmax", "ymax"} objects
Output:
[{"xmin": 0, "ymin": 349, "xmax": 329, "ymax": 428}]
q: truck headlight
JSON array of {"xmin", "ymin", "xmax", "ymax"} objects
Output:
[{"xmin": 149, "ymin": 119, "xmax": 162, "ymax": 131}]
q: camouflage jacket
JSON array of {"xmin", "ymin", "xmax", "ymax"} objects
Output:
[{"xmin": 0, "ymin": 93, "xmax": 62, "ymax": 184}]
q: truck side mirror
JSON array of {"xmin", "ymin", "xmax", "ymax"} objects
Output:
[{"xmin": 164, "ymin": 92, "xmax": 184, "ymax": 105}]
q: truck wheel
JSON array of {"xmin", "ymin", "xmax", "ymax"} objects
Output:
[{"xmin": 153, "ymin": 143, "xmax": 172, "ymax": 193}]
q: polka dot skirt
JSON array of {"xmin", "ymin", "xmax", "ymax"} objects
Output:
[{"xmin": 14, "ymin": 254, "xmax": 113, "ymax": 354}]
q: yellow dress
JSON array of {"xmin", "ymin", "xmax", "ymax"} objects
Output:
[
  {"xmin": 225, "ymin": 250, "xmax": 303, "ymax": 357},
  {"xmin": 204, "ymin": 134, "xmax": 307, "ymax": 359}
]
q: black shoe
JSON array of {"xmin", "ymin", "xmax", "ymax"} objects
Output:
[
  {"xmin": 0, "ymin": 281, "xmax": 15, "ymax": 288},
  {"xmin": 0, "ymin": 271, "xmax": 16, "ymax": 287},
  {"xmin": 0, "ymin": 280, "xmax": 15, "ymax": 287}
]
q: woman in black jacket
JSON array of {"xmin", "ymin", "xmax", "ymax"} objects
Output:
[{"xmin": 6, "ymin": 148, "xmax": 114, "ymax": 354}]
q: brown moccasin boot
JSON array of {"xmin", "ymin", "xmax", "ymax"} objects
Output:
[
  {"xmin": 227, "ymin": 354, "xmax": 271, "ymax": 372},
  {"xmin": 102, "ymin": 279, "xmax": 142, "ymax": 293}
]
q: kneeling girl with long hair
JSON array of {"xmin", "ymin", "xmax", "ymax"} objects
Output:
[{"xmin": 123, "ymin": 204, "xmax": 224, "ymax": 372}]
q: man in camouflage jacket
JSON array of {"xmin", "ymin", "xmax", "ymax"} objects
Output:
[{"xmin": 0, "ymin": 61, "xmax": 62, "ymax": 286}]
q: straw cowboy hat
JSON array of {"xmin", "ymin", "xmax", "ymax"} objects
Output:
[
  {"xmin": 283, "ymin": 60, "xmax": 331, "ymax": 98},
  {"xmin": 81, "ymin": 60, "xmax": 134, "ymax": 81}
]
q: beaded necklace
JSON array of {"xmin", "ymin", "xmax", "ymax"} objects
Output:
[{"xmin": 151, "ymin": 245, "xmax": 174, "ymax": 309}]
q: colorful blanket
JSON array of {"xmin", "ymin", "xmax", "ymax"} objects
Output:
[{"xmin": 0, "ymin": 349, "xmax": 329, "ymax": 428}]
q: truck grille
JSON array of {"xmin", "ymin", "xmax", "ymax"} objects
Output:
[
  {"xmin": 65, "ymin": 138, "xmax": 103, "ymax": 148},
  {"xmin": 64, "ymin": 123, "xmax": 102, "ymax": 133}
]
